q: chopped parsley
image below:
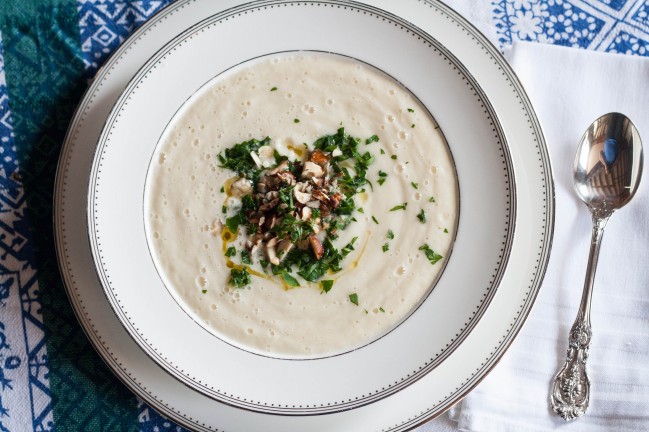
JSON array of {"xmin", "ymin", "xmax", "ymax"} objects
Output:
[
  {"xmin": 229, "ymin": 267, "xmax": 251, "ymax": 288},
  {"xmin": 444, "ymin": 228, "xmax": 449, "ymax": 233},
  {"xmin": 279, "ymin": 270, "xmax": 300, "ymax": 287},
  {"xmin": 407, "ymin": 108, "xmax": 415, "ymax": 113},
  {"xmin": 365, "ymin": 134, "xmax": 380, "ymax": 144},
  {"xmin": 278, "ymin": 239, "xmax": 343, "ymax": 283},
  {"xmin": 217, "ymin": 136, "xmax": 270, "ymax": 181},
  {"xmin": 349, "ymin": 293, "xmax": 359, "ymax": 306},
  {"xmin": 225, "ymin": 246, "xmax": 236, "ymax": 257},
  {"xmin": 225, "ymin": 213, "xmax": 245, "ymax": 233},
  {"xmin": 314, "ymin": 127, "xmax": 375, "ymax": 198},
  {"xmin": 320, "ymin": 279, "xmax": 334, "ymax": 293},
  {"xmin": 372, "ymin": 216, "xmax": 379, "ymax": 224},
  {"xmin": 391, "ymin": 155, "xmax": 397, "ymax": 160},
  {"xmin": 380, "ymin": 149, "xmax": 385, "ymax": 154},
  {"xmin": 340, "ymin": 237, "xmax": 358, "ymax": 257},
  {"xmin": 377, "ymin": 170, "xmax": 388, "ymax": 186},
  {"xmin": 419, "ymin": 244, "xmax": 443, "ymax": 265},
  {"xmin": 417, "ymin": 209, "xmax": 426, "ymax": 224},
  {"xmin": 382, "ymin": 243, "xmax": 389, "ymax": 252},
  {"xmin": 379, "ymin": 307, "xmax": 385, "ymax": 312},
  {"xmin": 241, "ymin": 250, "xmax": 252, "ymax": 265},
  {"xmin": 411, "ymin": 123, "xmax": 416, "ymax": 128},
  {"xmin": 270, "ymin": 86, "xmax": 278, "ymax": 91},
  {"xmin": 411, "ymin": 182, "xmax": 418, "ymax": 189},
  {"xmin": 390, "ymin": 203, "xmax": 408, "ymax": 211},
  {"xmin": 294, "ymin": 118, "xmax": 300, "ymax": 123},
  {"xmin": 387, "ymin": 229, "xmax": 394, "ymax": 240},
  {"xmin": 357, "ymin": 207, "xmax": 365, "ymax": 214},
  {"xmin": 429, "ymin": 196, "xmax": 436, "ymax": 203},
  {"xmin": 202, "ymin": 289, "xmax": 207, "ymax": 294}
]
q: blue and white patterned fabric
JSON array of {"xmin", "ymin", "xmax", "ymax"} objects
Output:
[
  {"xmin": 493, "ymin": 0, "xmax": 649, "ymax": 53},
  {"xmin": 0, "ymin": 1, "xmax": 648, "ymax": 431},
  {"xmin": 78, "ymin": 0, "xmax": 172, "ymax": 74}
]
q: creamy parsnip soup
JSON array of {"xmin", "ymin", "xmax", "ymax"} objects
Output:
[{"xmin": 145, "ymin": 52, "xmax": 458, "ymax": 357}]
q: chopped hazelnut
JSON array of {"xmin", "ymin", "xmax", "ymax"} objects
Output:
[
  {"xmin": 308, "ymin": 235, "xmax": 324, "ymax": 260},
  {"xmin": 301, "ymin": 161, "xmax": 324, "ymax": 179},
  {"xmin": 230, "ymin": 178, "xmax": 253, "ymax": 197}
]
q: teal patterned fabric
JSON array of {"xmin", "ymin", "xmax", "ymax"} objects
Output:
[
  {"xmin": 0, "ymin": 1, "xmax": 179, "ymax": 430},
  {"xmin": 0, "ymin": 0, "xmax": 648, "ymax": 431}
]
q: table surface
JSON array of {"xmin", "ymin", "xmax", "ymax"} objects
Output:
[{"xmin": 1, "ymin": 0, "xmax": 648, "ymax": 431}]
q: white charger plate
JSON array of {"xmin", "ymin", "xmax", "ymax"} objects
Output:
[{"xmin": 55, "ymin": 0, "xmax": 554, "ymax": 430}]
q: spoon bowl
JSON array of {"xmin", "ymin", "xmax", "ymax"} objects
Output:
[
  {"xmin": 573, "ymin": 112, "xmax": 643, "ymax": 217},
  {"xmin": 551, "ymin": 112, "xmax": 643, "ymax": 421}
]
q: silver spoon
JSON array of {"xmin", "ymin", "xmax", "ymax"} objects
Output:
[{"xmin": 550, "ymin": 112, "xmax": 643, "ymax": 420}]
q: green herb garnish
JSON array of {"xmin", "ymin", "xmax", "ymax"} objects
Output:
[
  {"xmin": 390, "ymin": 203, "xmax": 407, "ymax": 211},
  {"xmin": 417, "ymin": 209, "xmax": 426, "ymax": 224},
  {"xmin": 407, "ymin": 108, "xmax": 414, "ymax": 113},
  {"xmin": 382, "ymin": 243, "xmax": 389, "ymax": 252},
  {"xmin": 377, "ymin": 170, "xmax": 388, "ymax": 186},
  {"xmin": 314, "ymin": 128, "xmax": 375, "ymax": 198},
  {"xmin": 365, "ymin": 134, "xmax": 380, "ymax": 144},
  {"xmin": 419, "ymin": 244, "xmax": 443, "ymax": 265},
  {"xmin": 411, "ymin": 182, "xmax": 418, "ymax": 189},
  {"xmin": 387, "ymin": 229, "xmax": 394, "ymax": 240},
  {"xmin": 270, "ymin": 86, "xmax": 278, "ymax": 91},
  {"xmin": 340, "ymin": 237, "xmax": 358, "ymax": 257},
  {"xmin": 294, "ymin": 118, "xmax": 300, "ymax": 123},
  {"xmin": 429, "ymin": 196, "xmax": 436, "ymax": 203},
  {"xmin": 229, "ymin": 267, "xmax": 251, "ymax": 288},
  {"xmin": 217, "ymin": 136, "xmax": 270, "ymax": 181},
  {"xmin": 225, "ymin": 214, "xmax": 245, "ymax": 233},
  {"xmin": 372, "ymin": 216, "xmax": 379, "ymax": 224},
  {"xmin": 225, "ymin": 246, "xmax": 236, "ymax": 257},
  {"xmin": 321, "ymin": 280, "xmax": 334, "ymax": 293},
  {"xmin": 279, "ymin": 270, "xmax": 300, "ymax": 287},
  {"xmin": 349, "ymin": 293, "xmax": 359, "ymax": 306}
]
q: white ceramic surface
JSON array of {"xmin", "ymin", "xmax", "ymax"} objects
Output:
[{"xmin": 54, "ymin": 1, "xmax": 553, "ymax": 430}]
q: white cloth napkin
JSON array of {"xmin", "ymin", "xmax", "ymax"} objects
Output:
[{"xmin": 420, "ymin": 41, "xmax": 649, "ymax": 432}]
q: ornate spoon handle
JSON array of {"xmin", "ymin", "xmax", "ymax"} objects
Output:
[{"xmin": 550, "ymin": 215, "xmax": 608, "ymax": 421}]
